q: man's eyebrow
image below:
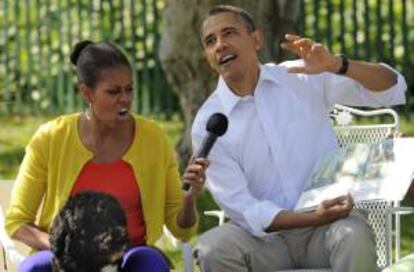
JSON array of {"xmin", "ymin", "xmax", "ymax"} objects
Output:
[
  {"xmin": 221, "ymin": 26, "xmax": 238, "ymax": 32},
  {"xmin": 203, "ymin": 25, "xmax": 239, "ymax": 42}
]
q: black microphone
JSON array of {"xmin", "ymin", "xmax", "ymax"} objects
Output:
[{"xmin": 182, "ymin": 113, "xmax": 228, "ymax": 191}]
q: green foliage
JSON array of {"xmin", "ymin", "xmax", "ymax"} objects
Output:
[
  {"xmin": 402, "ymin": 195, "xmax": 414, "ymax": 257},
  {"xmin": 301, "ymin": 0, "xmax": 414, "ymax": 113},
  {"xmin": 1, "ymin": 0, "xmax": 414, "ymax": 116},
  {"xmin": 196, "ymin": 190, "xmax": 221, "ymax": 233},
  {"xmin": 0, "ymin": 0, "xmax": 178, "ymax": 116},
  {"xmin": 0, "ymin": 115, "xmax": 51, "ymax": 178},
  {"xmin": 400, "ymin": 118, "xmax": 414, "ymax": 137}
]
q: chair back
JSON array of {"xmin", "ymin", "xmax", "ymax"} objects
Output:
[{"xmin": 331, "ymin": 104, "xmax": 399, "ymax": 269}]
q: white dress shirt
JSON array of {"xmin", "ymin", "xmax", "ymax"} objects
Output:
[{"xmin": 192, "ymin": 61, "xmax": 407, "ymax": 237}]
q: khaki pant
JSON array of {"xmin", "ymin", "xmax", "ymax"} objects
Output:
[{"xmin": 194, "ymin": 211, "xmax": 377, "ymax": 272}]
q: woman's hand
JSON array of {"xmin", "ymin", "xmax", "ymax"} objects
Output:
[
  {"xmin": 177, "ymin": 158, "xmax": 209, "ymax": 228},
  {"xmin": 182, "ymin": 158, "xmax": 209, "ymax": 197},
  {"xmin": 13, "ymin": 224, "xmax": 50, "ymax": 250}
]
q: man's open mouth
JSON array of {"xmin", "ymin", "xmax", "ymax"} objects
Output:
[{"xmin": 219, "ymin": 54, "xmax": 237, "ymax": 65}]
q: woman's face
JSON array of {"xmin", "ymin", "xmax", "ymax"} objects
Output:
[{"xmin": 87, "ymin": 65, "xmax": 133, "ymax": 124}]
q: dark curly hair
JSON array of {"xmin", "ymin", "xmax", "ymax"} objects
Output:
[{"xmin": 50, "ymin": 191, "xmax": 130, "ymax": 272}]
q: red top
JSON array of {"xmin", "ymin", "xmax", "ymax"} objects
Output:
[{"xmin": 71, "ymin": 160, "xmax": 146, "ymax": 246}]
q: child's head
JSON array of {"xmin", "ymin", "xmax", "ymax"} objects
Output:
[{"xmin": 50, "ymin": 191, "xmax": 129, "ymax": 272}]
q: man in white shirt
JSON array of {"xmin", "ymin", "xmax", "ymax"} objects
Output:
[
  {"xmin": 192, "ymin": 6, "xmax": 406, "ymax": 272},
  {"xmin": 191, "ymin": 5, "xmax": 407, "ymax": 272}
]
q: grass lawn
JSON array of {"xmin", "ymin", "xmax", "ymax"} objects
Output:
[{"xmin": 1, "ymin": 114, "xmax": 413, "ymax": 271}]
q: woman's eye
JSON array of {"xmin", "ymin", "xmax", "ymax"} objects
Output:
[
  {"xmin": 108, "ymin": 89, "xmax": 119, "ymax": 95},
  {"xmin": 224, "ymin": 29, "xmax": 234, "ymax": 36}
]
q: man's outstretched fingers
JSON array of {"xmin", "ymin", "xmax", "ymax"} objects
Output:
[{"xmin": 285, "ymin": 33, "xmax": 301, "ymax": 41}]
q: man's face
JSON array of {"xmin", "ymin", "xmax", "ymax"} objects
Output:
[{"xmin": 201, "ymin": 12, "xmax": 262, "ymax": 82}]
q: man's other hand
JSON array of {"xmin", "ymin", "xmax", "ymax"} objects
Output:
[{"xmin": 314, "ymin": 193, "xmax": 354, "ymax": 225}]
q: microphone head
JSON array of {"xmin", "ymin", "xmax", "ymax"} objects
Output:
[{"xmin": 206, "ymin": 113, "xmax": 228, "ymax": 136}]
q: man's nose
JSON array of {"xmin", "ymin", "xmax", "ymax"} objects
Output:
[{"xmin": 215, "ymin": 36, "xmax": 227, "ymax": 51}]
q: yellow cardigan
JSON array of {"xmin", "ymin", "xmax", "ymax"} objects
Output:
[{"xmin": 5, "ymin": 113, "xmax": 197, "ymax": 247}]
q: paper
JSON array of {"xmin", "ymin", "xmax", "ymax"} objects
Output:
[{"xmin": 295, "ymin": 138, "xmax": 414, "ymax": 211}]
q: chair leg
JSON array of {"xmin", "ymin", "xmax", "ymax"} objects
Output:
[
  {"xmin": 2, "ymin": 246, "xmax": 8, "ymax": 271},
  {"xmin": 182, "ymin": 243, "xmax": 194, "ymax": 272},
  {"xmin": 386, "ymin": 210, "xmax": 393, "ymax": 266},
  {"xmin": 394, "ymin": 210, "xmax": 401, "ymax": 262}
]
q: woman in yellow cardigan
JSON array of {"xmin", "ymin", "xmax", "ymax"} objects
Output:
[{"xmin": 5, "ymin": 41, "xmax": 207, "ymax": 271}]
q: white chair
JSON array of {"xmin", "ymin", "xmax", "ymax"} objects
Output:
[
  {"xmin": 204, "ymin": 104, "xmax": 414, "ymax": 272},
  {"xmin": 0, "ymin": 180, "xmax": 27, "ymax": 271},
  {"xmin": 331, "ymin": 104, "xmax": 414, "ymax": 269}
]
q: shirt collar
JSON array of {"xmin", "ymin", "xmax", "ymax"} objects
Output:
[{"xmin": 217, "ymin": 64, "xmax": 279, "ymax": 115}]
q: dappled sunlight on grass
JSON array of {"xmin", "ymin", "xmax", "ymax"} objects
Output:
[
  {"xmin": 400, "ymin": 117, "xmax": 414, "ymax": 136},
  {"xmin": 401, "ymin": 196, "xmax": 414, "ymax": 258},
  {"xmin": 401, "ymin": 215, "xmax": 414, "ymax": 257},
  {"xmin": 0, "ymin": 116, "xmax": 53, "ymax": 179}
]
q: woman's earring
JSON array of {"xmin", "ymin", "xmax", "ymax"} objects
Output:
[{"xmin": 85, "ymin": 102, "xmax": 92, "ymax": 120}]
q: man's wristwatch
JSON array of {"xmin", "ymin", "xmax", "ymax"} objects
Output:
[{"xmin": 336, "ymin": 54, "xmax": 349, "ymax": 75}]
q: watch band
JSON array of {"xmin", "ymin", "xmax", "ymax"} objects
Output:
[{"xmin": 336, "ymin": 54, "xmax": 349, "ymax": 75}]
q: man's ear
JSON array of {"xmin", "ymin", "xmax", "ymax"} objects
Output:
[{"xmin": 252, "ymin": 30, "xmax": 264, "ymax": 51}]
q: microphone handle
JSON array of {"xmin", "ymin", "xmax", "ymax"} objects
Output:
[
  {"xmin": 182, "ymin": 133, "xmax": 218, "ymax": 191},
  {"xmin": 182, "ymin": 181, "xmax": 192, "ymax": 191},
  {"xmin": 196, "ymin": 133, "xmax": 218, "ymax": 158}
]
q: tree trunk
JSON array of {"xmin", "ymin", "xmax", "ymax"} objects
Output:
[{"xmin": 159, "ymin": 0, "xmax": 301, "ymax": 166}]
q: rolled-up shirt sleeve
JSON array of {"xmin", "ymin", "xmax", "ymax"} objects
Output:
[
  {"xmin": 243, "ymin": 200, "xmax": 282, "ymax": 237},
  {"xmin": 193, "ymin": 132, "xmax": 282, "ymax": 237},
  {"xmin": 323, "ymin": 63, "xmax": 407, "ymax": 109}
]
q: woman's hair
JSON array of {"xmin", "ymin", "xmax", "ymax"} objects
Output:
[
  {"xmin": 70, "ymin": 41, "xmax": 131, "ymax": 88},
  {"xmin": 50, "ymin": 191, "xmax": 129, "ymax": 272}
]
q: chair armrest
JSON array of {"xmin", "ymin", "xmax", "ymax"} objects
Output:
[
  {"xmin": 204, "ymin": 210, "xmax": 226, "ymax": 226},
  {"xmin": 385, "ymin": 206, "xmax": 414, "ymax": 216}
]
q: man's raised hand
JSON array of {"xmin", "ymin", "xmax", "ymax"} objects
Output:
[{"xmin": 281, "ymin": 34, "xmax": 342, "ymax": 74}]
